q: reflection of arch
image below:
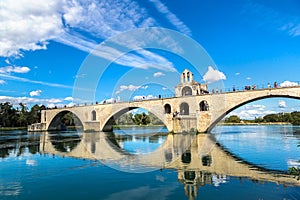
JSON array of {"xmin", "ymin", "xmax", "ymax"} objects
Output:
[
  {"xmin": 182, "ymin": 86, "xmax": 192, "ymax": 96},
  {"xmin": 164, "ymin": 104, "xmax": 171, "ymax": 114},
  {"xmin": 202, "ymin": 155, "xmax": 212, "ymax": 166},
  {"xmin": 91, "ymin": 110, "xmax": 96, "ymax": 121},
  {"xmin": 48, "ymin": 111, "xmax": 83, "ymax": 131},
  {"xmin": 207, "ymin": 95, "xmax": 300, "ymax": 132},
  {"xmin": 199, "ymin": 100, "xmax": 209, "ymax": 111},
  {"xmin": 180, "ymin": 102, "xmax": 189, "ymax": 115},
  {"xmin": 181, "ymin": 150, "xmax": 191, "ymax": 164},
  {"xmin": 184, "ymin": 171, "xmax": 196, "ymax": 181},
  {"xmin": 49, "ymin": 133, "xmax": 82, "ymax": 153}
]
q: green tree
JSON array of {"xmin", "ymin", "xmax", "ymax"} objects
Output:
[
  {"xmin": 224, "ymin": 115, "xmax": 241, "ymax": 123},
  {"xmin": 17, "ymin": 103, "xmax": 28, "ymax": 126},
  {"xmin": 132, "ymin": 112, "xmax": 150, "ymax": 125},
  {"xmin": 0, "ymin": 102, "xmax": 17, "ymax": 127},
  {"xmin": 263, "ymin": 114, "xmax": 280, "ymax": 122}
]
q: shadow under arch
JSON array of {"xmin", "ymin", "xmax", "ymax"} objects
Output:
[
  {"xmin": 206, "ymin": 95, "xmax": 300, "ymax": 133},
  {"xmin": 102, "ymin": 106, "xmax": 167, "ymax": 132},
  {"xmin": 48, "ymin": 110, "xmax": 83, "ymax": 131}
]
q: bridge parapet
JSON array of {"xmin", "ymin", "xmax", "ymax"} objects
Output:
[{"xmin": 29, "ymin": 86, "xmax": 300, "ymax": 133}]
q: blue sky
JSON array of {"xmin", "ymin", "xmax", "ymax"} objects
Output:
[{"xmin": 0, "ymin": 0, "xmax": 300, "ymax": 119}]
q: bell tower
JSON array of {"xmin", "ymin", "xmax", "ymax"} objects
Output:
[{"xmin": 175, "ymin": 69, "xmax": 208, "ymax": 97}]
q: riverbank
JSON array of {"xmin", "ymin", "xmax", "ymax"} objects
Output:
[
  {"xmin": 219, "ymin": 122, "xmax": 292, "ymax": 126},
  {"xmin": 0, "ymin": 127, "xmax": 27, "ymax": 131}
]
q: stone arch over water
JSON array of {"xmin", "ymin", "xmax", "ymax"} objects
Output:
[
  {"xmin": 47, "ymin": 110, "xmax": 83, "ymax": 131},
  {"xmin": 207, "ymin": 95, "xmax": 300, "ymax": 132}
]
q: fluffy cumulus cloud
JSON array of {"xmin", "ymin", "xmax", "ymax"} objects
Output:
[
  {"xmin": 0, "ymin": 66, "xmax": 30, "ymax": 74},
  {"xmin": 115, "ymin": 84, "xmax": 148, "ymax": 94},
  {"xmin": 29, "ymin": 90, "xmax": 42, "ymax": 97},
  {"xmin": 230, "ymin": 104, "xmax": 275, "ymax": 119},
  {"xmin": 203, "ymin": 66, "xmax": 226, "ymax": 83},
  {"xmin": 0, "ymin": 80, "xmax": 6, "ymax": 84},
  {"xmin": 153, "ymin": 72, "xmax": 165, "ymax": 77},
  {"xmin": 64, "ymin": 96, "xmax": 73, "ymax": 101},
  {"xmin": 278, "ymin": 100, "xmax": 286, "ymax": 108},
  {"xmin": 280, "ymin": 81, "xmax": 298, "ymax": 87},
  {"xmin": 0, "ymin": 0, "xmax": 190, "ymax": 72},
  {"xmin": 0, "ymin": 0, "xmax": 64, "ymax": 57},
  {"xmin": 0, "ymin": 95, "xmax": 62, "ymax": 106}
]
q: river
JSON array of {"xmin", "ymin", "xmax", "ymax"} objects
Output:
[{"xmin": 0, "ymin": 125, "xmax": 299, "ymax": 199}]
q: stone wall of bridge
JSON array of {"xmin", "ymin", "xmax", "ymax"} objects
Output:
[{"xmin": 31, "ymin": 86, "xmax": 300, "ymax": 133}]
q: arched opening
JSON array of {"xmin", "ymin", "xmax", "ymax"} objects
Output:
[
  {"xmin": 182, "ymin": 86, "xmax": 192, "ymax": 96},
  {"xmin": 207, "ymin": 96, "xmax": 300, "ymax": 133},
  {"xmin": 48, "ymin": 111, "xmax": 83, "ymax": 131},
  {"xmin": 91, "ymin": 110, "xmax": 96, "ymax": 121},
  {"xmin": 103, "ymin": 107, "xmax": 167, "ymax": 132},
  {"xmin": 199, "ymin": 100, "xmax": 209, "ymax": 111},
  {"xmin": 180, "ymin": 102, "xmax": 189, "ymax": 115},
  {"xmin": 164, "ymin": 104, "xmax": 171, "ymax": 114}
]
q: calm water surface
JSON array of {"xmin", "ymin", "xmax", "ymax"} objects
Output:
[{"xmin": 0, "ymin": 125, "xmax": 299, "ymax": 199}]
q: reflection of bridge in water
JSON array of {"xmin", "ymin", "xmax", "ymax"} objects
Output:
[{"xmin": 40, "ymin": 131, "xmax": 300, "ymax": 198}]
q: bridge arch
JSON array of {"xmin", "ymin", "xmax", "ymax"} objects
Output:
[
  {"xmin": 207, "ymin": 94, "xmax": 300, "ymax": 132},
  {"xmin": 47, "ymin": 110, "xmax": 83, "ymax": 131},
  {"xmin": 101, "ymin": 106, "xmax": 169, "ymax": 132}
]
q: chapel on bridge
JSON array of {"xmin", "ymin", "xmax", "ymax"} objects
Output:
[{"xmin": 175, "ymin": 69, "xmax": 209, "ymax": 97}]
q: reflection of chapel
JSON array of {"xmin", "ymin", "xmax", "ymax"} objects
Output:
[{"xmin": 175, "ymin": 69, "xmax": 208, "ymax": 97}]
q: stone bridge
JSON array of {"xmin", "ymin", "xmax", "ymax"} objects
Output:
[
  {"xmin": 30, "ymin": 85, "xmax": 300, "ymax": 133},
  {"xmin": 28, "ymin": 69, "xmax": 300, "ymax": 133}
]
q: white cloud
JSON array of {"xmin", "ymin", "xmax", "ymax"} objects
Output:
[
  {"xmin": 4, "ymin": 59, "xmax": 10, "ymax": 64},
  {"xmin": 0, "ymin": 73, "xmax": 73, "ymax": 89},
  {"xmin": 231, "ymin": 104, "xmax": 275, "ymax": 120},
  {"xmin": 0, "ymin": 66, "xmax": 30, "ymax": 74},
  {"xmin": 29, "ymin": 90, "xmax": 42, "ymax": 97},
  {"xmin": 278, "ymin": 100, "xmax": 286, "ymax": 108},
  {"xmin": 246, "ymin": 77, "xmax": 251, "ymax": 80},
  {"xmin": 149, "ymin": 0, "xmax": 191, "ymax": 36},
  {"xmin": 244, "ymin": 1, "xmax": 300, "ymax": 37},
  {"xmin": 0, "ymin": 0, "xmax": 63, "ymax": 57},
  {"xmin": 153, "ymin": 72, "xmax": 165, "ymax": 77},
  {"xmin": 235, "ymin": 72, "xmax": 240, "ymax": 76},
  {"xmin": 0, "ymin": 0, "xmax": 156, "ymax": 57},
  {"xmin": 115, "ymin": 84, "xmax": 148, "ymax": 94},
  {"xmin": 0, "ymin": 0, "xmax": 181, "ymax": 73},
  {"xmin": 203, "ymin": 66, "xmax": 226, "ymax": 83},
  {"xmin": 0, "ymin": 80, "xmax": 6, "ymax": 84},
  {"xmin": 280, "ymin": 80, "xmax": 298, "ymax": 87},
  {"xmin": 0, "ymin": 95, "xmax": 62, "ymax": 106},
  {"xmin": 64, "ymin": 96, "xmax": 73, "ymax": 101}
]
